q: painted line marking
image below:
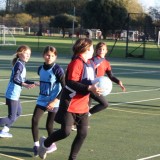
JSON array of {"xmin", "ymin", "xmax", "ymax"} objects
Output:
[
  {"xmin": 92, "ymin": 97, "xmax": 160, "ymax": 116},
  {"xmin": 0, "ymin": 88, "xmax": 159, "ymax": 106},
  {"xmin": 0, "ymin": 153, "xmax": 24, "ymax": 160},
  {"xmin": 110, "ymin": 98, "xmax": 160, "ymax": 106},
  {"xmin": 110, "ymin": 88, "xmax": 160, "ymax": 95},
  {"xmin": 109, "ymin": 98, "xmax": 160, "ymax": 116},
  {"xmin": 108, "ymin": 108, "xmax": 160, "ymax": 116},
  {"xmin": 137, "ymin": 154, "xmax": 160, "ymax": 160},
  {"xmin": 115, "ymin": 71, "xmax": 160, "ymax": 75}
]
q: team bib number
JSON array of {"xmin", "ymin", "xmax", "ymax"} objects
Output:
[{"xmin": 40, "ymin": 81, "xmax": 51, "ymax": 96}]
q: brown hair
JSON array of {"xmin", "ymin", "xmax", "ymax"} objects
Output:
[
  {"xmin": 72, "ymin": 38, "xmax": 92, "ymax": 56},
  {"xmin": 12, "ymin": 45, "xmax": 31, "ymax": 66},
  {"xmin": 95, "ymin": 42, "xmax": 107, "ymax": 54},
  {"xmin": 43, "ymin": 46, "xmax": 57, "ymax": 56}
]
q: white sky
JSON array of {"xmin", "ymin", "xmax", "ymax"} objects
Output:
[
  {"xmin": 0, "ymin": 0, "xmax": 159, "ymax": 11},
  {"xmin": 138, "ymin": 0, "xmax": 160, "ymax": 9}
]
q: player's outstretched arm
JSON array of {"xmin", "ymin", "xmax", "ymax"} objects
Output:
[{"xmin": 119, "ymin": 81, "xmax": 126, "ymax": 92}]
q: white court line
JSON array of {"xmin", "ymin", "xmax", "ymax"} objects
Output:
[
  {"xmin": 114, "ymin": 70, "xmax": 160, "ymax": 75},
  {"xmin": 91, "ymin": 97, "xmax": 160, "ymax": 116},
  {"xmin": 0, "ymin": 97, "xmax": 159, "ymax": 118},
  {"xmin": 109, "ymin": 107, "xmax": 160, "ymax": 116},
  {"xmin": 0, "ymin": 153, "xmax": 24, "ymax": 160},
  {"xmin": 137, "ymin": 154, "xmax": 160, "ymax": 160},
  {"xmin": 0, "ymin": 87, "xmax": 159, "ymax": 104},
  {"xmin": 19, "ymin": 97, "xmax": 160, "ymax": 117},
  {"xmin": 0, "ymin": 102, "xmax": 5, "ymax": 105},
  {"xmin": 110, "ymin": 98, "xmax": 160, "ymax": 106},
  {"xmin": 0, "ymin": 100, "xmax": 36, "ymax": 106},
  {"xmin": 110, "ymin": 88, "xmax": 160, "ymax": 95}
]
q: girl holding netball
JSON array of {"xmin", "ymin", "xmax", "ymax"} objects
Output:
[{"xmin": 71, "ymin": 42, "xmax": 126, "ymax": 131}]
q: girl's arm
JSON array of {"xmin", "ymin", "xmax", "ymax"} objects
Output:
[
  {"xmin": 13, "ymin": 62, "xmax": 36, "ymax": 89},
  {"xmin": 106, "ymin": 70, "xmax": 126, "ymax": 92},
  {"xmin": 53, "ymin": 64, "xmax": 65, "ymax": 99}
]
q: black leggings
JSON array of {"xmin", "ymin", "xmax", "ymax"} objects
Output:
[
  {"xmin": 31, "ymin": 106, "xmax": 57, "ymax": 142},
  {"xmin": 44, "ymin": 112, "xmax": 88, "ymax": 160},
  {"xmin": 89, "ymin": 92, "xmax": 109, "ymax": 115}
]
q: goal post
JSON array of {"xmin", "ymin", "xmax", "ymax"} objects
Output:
[
  {"xmin": 0, "ymin": 25, "xmax": 16, "ymax": 46},
  {"xmin": 158, "ymin": 31, "xmax": 160, "ymax": 46}
]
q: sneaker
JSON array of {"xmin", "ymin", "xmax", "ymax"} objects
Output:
[
  {"xmin": 71, "ymin": 125, "xmax": 77, "ymax": 131},
  {"xmin": 46, "ymin": 143, "xmax": 57, "ymax": 153},
  {"xmin": 33, "ymin": 146, "xmax": 39, "ymax": 157},
  {"xmin": 38, "ymin": 136, "xmax": 47, "ymax": 159},
  {"xmin": 0, "ymin": 131, "xmax": 13, "ymax": 138}
]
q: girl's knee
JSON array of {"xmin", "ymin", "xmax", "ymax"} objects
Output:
[
  {"xmin": 32, "ymin": 116, "xmax": 39, "ymax": 125},
  {"xmin": 61, "ymin": 127, "xmax": 71, "ymax": 138}
]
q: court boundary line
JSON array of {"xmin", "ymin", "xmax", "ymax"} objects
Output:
[
  {"xmin": 0, "ymin": 153, "xmax": 24, "ymax": 160},
  {"xmin": 137, "ymin": 154, "xmax": 160, "ymax": 160},
  {"xmin": 93, "ymin": 97, "xmax": 160, "ymax": 116},
  {"xmin": 110, "ymin": 97, "xmax": 160, "ymax": 106},
  {"xmin": 0, "ymin": 88, "xmax": 159, "ymax": 106},
  {"xmin": 110, "ymin": 88, "xmax": 160, "ymax": 95},
  {"xmin": 0, "ymin": 97, "xmax": 159, "ymax": 118}
]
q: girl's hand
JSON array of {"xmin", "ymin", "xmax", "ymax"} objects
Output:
[
  {"xmin": 22, "ymin": 83, "xmax": 36, "ymax": 89},
  {"xmin": 88, "ymin": 82, "xmax": 103, "ymax": 96},
  {"xmin": 46, "ymin": 99, "xmax": 59, "ymax": 111},
  {"xmin": 119, "ymin": 81, "xmax": 126, "ymax": 92},
  {"xmin": 34, "ymin": 82, "xmax": 40, "ymax": 86}
]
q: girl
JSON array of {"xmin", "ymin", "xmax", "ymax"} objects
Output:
[
  {"xmin": 31, "ymin": 46, "xmax": 65, "ymax": 157},
  {"xmin": 38, "ymin": 38, "xmax": 102, "ymax": 160},
  {"xmin": 71, "ymin": 42, "xmax": 126, "ymax": 131},
  {"xmin": 89, "ymin": 42, "xmax": 126, "ymax": 116},
  {"xmin": 0, "ymin": 45, "xmax": 36, "ymax": 138}
]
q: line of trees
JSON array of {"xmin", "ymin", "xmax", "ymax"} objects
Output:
[{"xmin": 0, "ymin": 0, "xmax": 159, "ymax": 39}]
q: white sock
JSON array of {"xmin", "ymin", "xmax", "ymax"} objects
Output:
[
  {"xmin": 88, "ymin": 112, "xmax": 92, "ymax": 117},
  {"xmin": 2, "ymin": 126, "xmax": 10, "ymax": 132},
  {"xmin": 34, "ymin": 141, "xmax": 40, "ymax": 147}
]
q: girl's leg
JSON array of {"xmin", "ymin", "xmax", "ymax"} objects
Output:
[
  {"xmin": 44, "ymin": 112, "xmax": 74, "ymax": 147},
  {"xmin": 31, "ymin": 106, "xmax": 45, "ymax": 156},
  {"xmin": 0, "ymin": 99, "xmax": 21, "ymax": 128},
  {"xmin": 45, "ymin": 108, "xmax": 63, "ymax": 154},
  {"xmin": 46, "ymin": 107, "xmax": 58, "ymax": 136},
  {"xmin": 68, "ymin": 113, "xmax": 88, "ymax": 160},
  {"xmin": 89, "ymin": 93, "xmax": 109, "ymax": 115},
  {"xmin": 15, "ymin": 100, "xmax": 22, "ymax": 121},
  {"xmin": 31, "ymin": 106, "xmax": 45, "ymax": 142}
]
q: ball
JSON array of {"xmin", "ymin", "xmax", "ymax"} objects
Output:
[{"xmin": 93, "ymin": 76, "xmax": 112, "ymax": 96}]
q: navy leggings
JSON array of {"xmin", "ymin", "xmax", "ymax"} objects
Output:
[{"xmin": 0, "ymin": 98, "xmax": 22, "ymax": 128}]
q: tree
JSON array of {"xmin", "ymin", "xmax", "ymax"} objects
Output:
[
  {"xmin": 148, "ymin": 7, "xmax": 160, "ymax": 41},
  {"xmin": 50, "ymin": 13, "xmax": 78, "ymax": 38},
  {"xmin": 82, "ymin": 0, "xmax": 128, "ymax": 39},
  {"xmin": 149, "ymin": 7, "xmax": 160, "ymax": 19},
  {"xmin": 122, "ymin": 0, "xmax": 143, "ymax": 14},
  {"xmin": 14, "ymin": 13, "xmax": 32, "ymax": 26}
]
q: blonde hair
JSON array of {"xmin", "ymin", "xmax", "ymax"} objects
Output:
[{"xmin": 12, "ymin": 45, "xmax": 31, "ymax": 66}]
